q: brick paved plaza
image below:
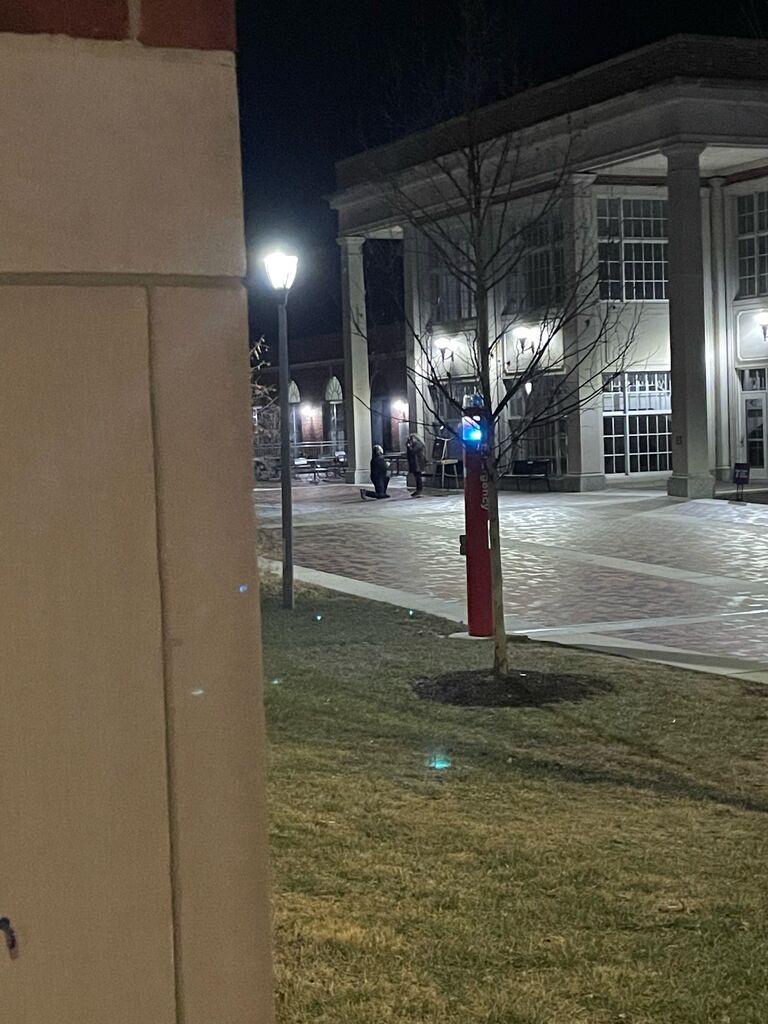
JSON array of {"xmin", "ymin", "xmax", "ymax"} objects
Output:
[{"xmin": 255, "ymin": 481, "xmax": 768, "ymax": 681}]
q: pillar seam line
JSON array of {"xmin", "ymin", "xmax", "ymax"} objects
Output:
[{"xmin": 145, "ymin": 284, "xmax": 185, "ymax": 1024}]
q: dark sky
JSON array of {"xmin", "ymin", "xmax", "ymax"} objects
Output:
[{"xmin": 236, "ymin": 0, "xmax": 762, "ymax": 348}]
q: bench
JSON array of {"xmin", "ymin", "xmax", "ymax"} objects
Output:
[{"xmin": 508, "ymin": 459, "xmax": 551, "ymax": 491}]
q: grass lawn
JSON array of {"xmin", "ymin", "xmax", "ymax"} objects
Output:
[{"xmin": 261, "ymin": 582, "xmax": 768, "ymax": 1024}]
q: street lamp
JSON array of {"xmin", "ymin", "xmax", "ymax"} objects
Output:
[
  {"xmin": 264, "ymin": 250, "xmax": 299, "ymax": 610},
  {"xmin": 756, "ymin": 310, "xmax": 768, "ymax": 343}
]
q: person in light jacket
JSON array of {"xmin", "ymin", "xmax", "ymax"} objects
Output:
[
  {"xmin": 406, "ymin": 433, "xmax": 427, "ymax": 497},
  {"xmin": 360, "ymin": 445, "xmax": 390, "ymax": 500}
]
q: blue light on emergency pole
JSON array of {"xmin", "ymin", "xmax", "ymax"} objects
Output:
[
  {"xmin": 465, "ymin": 424, "xmax": 483, "ymax": 442},
  {"xmin": 462, "ymin": 414, "xmax": 485, "ymax": 444}
]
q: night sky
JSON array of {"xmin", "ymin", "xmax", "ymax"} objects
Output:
[{"xmin": 236, "ymin": 0, "xmax": 760, "ymax": 350}]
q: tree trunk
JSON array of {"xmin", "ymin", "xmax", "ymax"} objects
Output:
[
  {"xmin": 473, "ymin": 207, "xmax": 508, "ymax": 679},
  {"xmin": 486, "ymin": 460, "xmax": 508, "ymax": 677}
]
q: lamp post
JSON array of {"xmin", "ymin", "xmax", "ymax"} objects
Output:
[{"xmin": 264, "ymin": 250, "xmax": 299, "ymax": 610}]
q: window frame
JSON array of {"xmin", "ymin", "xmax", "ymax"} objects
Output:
[
  {"xmin": 736, "ymin": 191, "xmax": 768, "ymax": 299},
  {"xmin": 597, "ymin": 197, "xmax": 669, "ymax": 302},
  {"xmin": 602, "ymin": 371, "xmax": 672, "ymax": 476},
  {"xmin": 426, "ymin": 236, "xmax": 476, "ymax": 326}
]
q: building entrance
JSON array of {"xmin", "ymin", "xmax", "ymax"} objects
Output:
[{"xmin": 739, "ymin": 369, "xmax": 768, "ymax": 478}]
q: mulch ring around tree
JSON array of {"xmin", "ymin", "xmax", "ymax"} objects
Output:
[{"xmin": 412, "ymin": 669, "xmax": 613, "ymax": 708}]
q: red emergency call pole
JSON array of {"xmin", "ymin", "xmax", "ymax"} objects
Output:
[{"xmin": 460, "ymin": 408, "xmax": 494, "ymax": 637}]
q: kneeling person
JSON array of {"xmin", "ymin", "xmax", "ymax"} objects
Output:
[{"xmin": 360, "ymin": 445, "xmax": 390, "ymax": 500}]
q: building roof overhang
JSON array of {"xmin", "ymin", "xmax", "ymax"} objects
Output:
[{"xmin": 335, "ymin": 35, "xmax": 768, "ymax": 193}]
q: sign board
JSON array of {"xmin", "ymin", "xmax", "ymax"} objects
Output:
[{"xmin": 733, "ymin": 462, "xmax": 750, "ymax": 485}]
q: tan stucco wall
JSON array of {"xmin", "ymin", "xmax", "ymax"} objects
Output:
[
  {"xmin": 0, "ymin": 31, "xmax": 273, "ymax": 1024},
  {"xmin": 150, "ymin": 285, "xmax": 273, "ymax": 1023},
  {"xmin": 0, "ymin": 34, "xmax": 245, "ymax": 276},
  {"xmin": 0, "ymin": 286, "xmax": 177, "ymax": 1022}
]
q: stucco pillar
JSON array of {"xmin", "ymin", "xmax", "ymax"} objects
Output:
[
  {"xmin": 664, "ymin": 144, "xmax": 715, "ymax": 498},
  {"xmin": 340, "ymin": 235, "xmax": 373, "ymax": 483},
  {"xmin": 0, "ymin": 6, "xmax": 274, "ymax": 1024},
  {"xmin": 562, "ymin": 174, "xmax": 606, "ymax": 491},
  {"xmin": 709, "ymin": 178, "xmax": 732, "ymax": 480}
]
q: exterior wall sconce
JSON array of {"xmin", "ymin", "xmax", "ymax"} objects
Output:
[
  {"xmin": 513, "ymin": 326, "xmax": 535, "ymax": 354},
  {"xmin": 434, "ymin": 336, "xmax": 458, "ymax": 368},
  {"xmin": 756, "ymin": 310, "xmax": 768, "ymax": 343}
]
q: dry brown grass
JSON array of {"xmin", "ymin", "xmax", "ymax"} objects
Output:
[{"xmin": 262, "ymin": 582, "xmax": 768, "ymax": 1024}]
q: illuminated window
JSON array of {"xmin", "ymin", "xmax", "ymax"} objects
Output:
[
  {"xmin": 602, "ymin": 372, "xmax": 671, "ymax": 475},
  {"xmin": 323, "ymin": 376, "xmax": 345, "ymax": 448}
]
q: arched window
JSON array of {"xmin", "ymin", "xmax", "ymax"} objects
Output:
[
  {"xmin": 324, "ymin": 376, "xmax": 343, "ymax": 402},
  {"xmin": 286, "ymin": 381, "xmax": 302, "ymax": 449},
  {"xmin": 323, "ymin": 376, "xmax": 345, "ymax": 450}
]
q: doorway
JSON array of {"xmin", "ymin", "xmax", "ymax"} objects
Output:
[{"xmin": 743, "ymin": 393, "xmax": 767, "ymax": 476}]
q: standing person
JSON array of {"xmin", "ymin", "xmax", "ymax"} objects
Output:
[
  {"xmin": 406, "ymin": 433, "xmax": 427, "ymax": 497},
  {"xmin": 360, "ymin": 445, "xmax": 390, "ymax": 500}
]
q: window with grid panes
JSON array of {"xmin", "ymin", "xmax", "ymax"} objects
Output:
[
  {"xmin": 429, "ymin": 377, "xmax": 480, "ymax": 446},
  {"xmin": 597, "ymin": 198, "xmax": 668, "ymax": 300},
  {"xmin": 737, "ymin": 192, "xmax": 768, "ymax": 297},
  {"xmin": 427, "ymin": 242, "xmax": 475, "ymax": 323},
  {"xmin": 504, "ymin": 374, "xmax": 567, "ymax": 475},
  {"xmin": 519, "ymin": 212, "xmax": 564, "ymax": 310},
  {"xmin": 602, "ymin": 371, "xmax": 671, "ymax": 474}
]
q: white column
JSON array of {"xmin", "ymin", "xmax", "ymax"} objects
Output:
[
  {"xmin": 664, "ymin": 144, "xmax": 714, "ymax": 498},
  {"xmin": 562, "ymin": 174, "xmax": 606, "ymax": 490},
  {"xmin": 709, "ymin": 178, "xmax": 732, "ymax": 479},
  {"xmin": 402, "ymin": 227, "xmax": 428, "ymax": 437},
  {"xmin": 339, "ymin": 235, "xmax": 372, "ymax": 483}
]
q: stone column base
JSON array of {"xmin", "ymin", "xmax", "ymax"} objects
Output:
[
  {"xmin": 558, "ymin": 473, "xmax": 607, "ymax": 493},
  {"xmin": 345, "ymin": 469, "xmax": 370, "ymax": 485},
  {"xmin": 667, "ymin": 474, "xmax": 715, "ymax": 498}
]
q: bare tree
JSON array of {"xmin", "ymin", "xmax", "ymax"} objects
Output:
[
  {"xmin": 351, "ymin": 1, "xmax": 639, "ymax": 678},
  {"xmin": 250, "ymin": 335, "xmax": 280, "ymax": 475}
]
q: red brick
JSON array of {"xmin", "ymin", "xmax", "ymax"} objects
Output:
[
  {"xmin": 0, "ymin": 0, "xmax": 129, "ymax": 40},
  {"xmin": 139, "ymin": 0, "xmax": 236, "ymax": 51}
]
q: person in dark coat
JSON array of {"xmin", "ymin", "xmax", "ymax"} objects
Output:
[
  {"xmin": 360, "ymin": 445, "xmax": 390, "ymax": 500},
  {"xmin": 406, "ymin": 433, "xmax": 427, "ymax": 497}
]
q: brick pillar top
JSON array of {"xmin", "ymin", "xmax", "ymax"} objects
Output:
[{"xmin": 0, "ymin": 0, "xmax": 236, "ymax": 50}]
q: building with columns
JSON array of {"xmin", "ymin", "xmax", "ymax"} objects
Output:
[{"xmin": 332, "ymin": 35, "xmax": 768, "ymax": 496}]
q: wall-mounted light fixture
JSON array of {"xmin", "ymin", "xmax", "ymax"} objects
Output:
[
  {"xmin": 513, "ymin": 326, "xmax": 535, "ymax": 354},
  {"xmin": 435, "ymin": 335, "xmax": 459, "ymax": 366},
  {"xmin": 756, "ymin": 310, "xmax": 768, "ymax": 343}
]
